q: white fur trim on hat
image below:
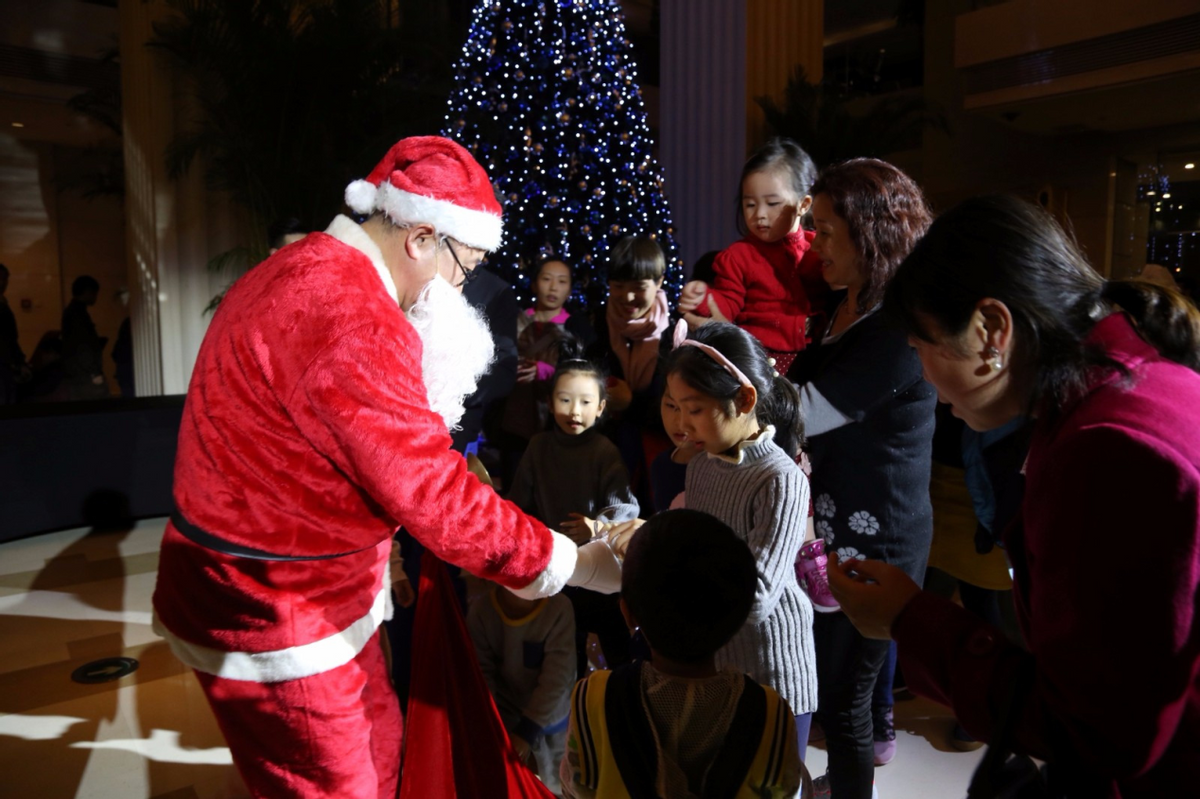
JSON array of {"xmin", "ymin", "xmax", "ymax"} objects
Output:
[
  {"xmin": 345, "ymin": 180, "xmax": 378, "ymax": 216},
  {"xmin": 345, "ymin": 180, "xmax": 503, "ymax": 252}
]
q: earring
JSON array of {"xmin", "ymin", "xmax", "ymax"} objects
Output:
[{"xmin": 985, "ymin": 345, "xmax": 1004, "ymax": 371}]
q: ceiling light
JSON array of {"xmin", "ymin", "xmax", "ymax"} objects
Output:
[
  {"xmin": 1186, "ymin": 163, "xmax": 1196, "ymax": 169},
  {"xmin": 1147, "ymin": 190, "xmax": 1157, "ymax": 196},
  {"xmin": 1163, "ymin": 193, "xmax": 1172, "ymax": 199},
  {"xmin": 11, "ymin": 122, "xmax": 23, "ymax": 128}
]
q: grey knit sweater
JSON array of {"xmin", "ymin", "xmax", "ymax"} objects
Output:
[{"xmin": 684, "ymin": 429, "xmax": 818, "ymax": 714}]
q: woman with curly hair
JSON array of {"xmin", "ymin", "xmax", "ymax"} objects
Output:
[{"xmin": 786, "ymin": 158, "xmax": 937, "ymax": 798}]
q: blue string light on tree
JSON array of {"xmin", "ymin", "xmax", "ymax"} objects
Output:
[{"xmin": 444, "ymin": 0, "xmax": 683, "ymax": 306}]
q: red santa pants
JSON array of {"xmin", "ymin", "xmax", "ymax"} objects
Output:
[{"xmin": 195, "ymin": 630, "xmax": 402, "ymax": 799}]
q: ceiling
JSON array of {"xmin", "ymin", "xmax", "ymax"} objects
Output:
[{"xmin": 0, "ymin": 0, "xmax": 120, "ymax": 148}]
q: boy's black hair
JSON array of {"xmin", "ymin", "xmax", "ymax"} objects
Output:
[
  {"xmin": 621, "ymin": 509, "xmax": 757, "ymax": 663},
  {"xmin": 71, "ymin": 275, "xmax": 100, "ymax": 297},
  {"xmin": 607, "ymin": 235, "xmax": 666, "ymax": 283},
  {"xmin": 267, "ymin": 217, "xmax": 307, "ymax": 250}
]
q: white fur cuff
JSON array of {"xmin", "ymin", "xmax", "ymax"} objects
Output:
[
  {"xmin": 153, "ymin": 586, "xmax": 389, "ymax": 683},
  {"xmin": 565, "ymin": 539, "xmax": 624, "ymax": 595},
  {"xmin": 510, "ymin": 531, "xmax": 579, "ymax": 600}
]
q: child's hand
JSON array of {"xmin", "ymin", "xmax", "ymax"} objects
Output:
[
  {"xmin": 510, "ymin": 734, "xmax": 537, "ymax": 772},
  {"xmin": 706, "ymin": 295, "xmax": 729, "ymax": 322},
  {"xmin": 606, "ymin": 377, "xmax": 632, "ymax": 411},
  {"xmin": 606, "ymin": 518, "xmax": 645, "ymax": 557},
  {"xmin": 516, "ymin": 359, "xmax": 538, "ymax": 384},
  {"xmin": 678, "ymin": 280, "xmax": 709, "ymax": 313},
  {"xmin": 682, "ymin": 311, "xmax": 710, "ymax": 331},
  {"xmin": 560, "ymin": 513, "xmax": 600, "ymax": 545}
]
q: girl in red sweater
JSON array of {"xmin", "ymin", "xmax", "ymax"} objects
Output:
[{"xmin": 679, "ymin": 137, "xmax": 828, "ymax": 375}]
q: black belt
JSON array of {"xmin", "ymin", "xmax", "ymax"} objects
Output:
[{"xmin": 170, "ymin": 511, "xmax": 375, "ymax": 562}]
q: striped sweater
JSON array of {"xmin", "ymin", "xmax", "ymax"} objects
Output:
[{"xmin": 685, "ymin": 429, "xmax": 818, "ymax": 714}]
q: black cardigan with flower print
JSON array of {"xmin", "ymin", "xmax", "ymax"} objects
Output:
[{"xmin": 788, "ymin": 301, "xmax": 937, "ymax": 583}]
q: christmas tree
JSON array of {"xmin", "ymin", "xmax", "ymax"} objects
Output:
[{"xmin": 444, "ymin": 0, "xmax": 683, "ymax": 305}]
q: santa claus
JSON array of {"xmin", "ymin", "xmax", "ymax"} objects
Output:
[{"xmin": 151, "ymin": 137, "xmax": 619, "ymax": 798}]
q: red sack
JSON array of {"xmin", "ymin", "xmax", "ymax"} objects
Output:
[{"xmin": 399, "ymin": 553, "xmax": 555, "ymax": 798}]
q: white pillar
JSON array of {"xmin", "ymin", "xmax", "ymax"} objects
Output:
[{"xmin": 120, "ymin": 0, "xmax": 247, "ymax": 396}]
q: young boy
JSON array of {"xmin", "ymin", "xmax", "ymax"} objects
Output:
[
  {"xmin": 467, "ymin": 582, "xmax": 577, "ymax": 793},
  {"xmin": 560, "ymin": 509, "xmax": 810, "ymax": 798}
]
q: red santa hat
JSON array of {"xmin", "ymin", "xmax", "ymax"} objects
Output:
[{"xmin": 345, "ymin": 136, "xmax": 504, "ymax": 252}]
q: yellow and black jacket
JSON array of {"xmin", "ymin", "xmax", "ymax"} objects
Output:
[{"xmin": 563, "ymin": 661, "xmax": 802, "ymax": 798}]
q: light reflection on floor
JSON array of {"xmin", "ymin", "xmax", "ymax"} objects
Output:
[{"xmin": 0, "ymin": 519, "xmax": 983, "ymax": 798}]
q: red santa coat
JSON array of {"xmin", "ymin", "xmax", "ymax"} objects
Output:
[
  {"xmin": 695, "ymin": 231, "xmax": 828, "ymax": 353},
  {"xmin": 152, "ymin": 216, "xmax": 574, "ymax": 682}
]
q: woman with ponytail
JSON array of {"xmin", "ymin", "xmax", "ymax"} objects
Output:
[{"xmin": 830, "ymin": 194, "xmax": 1200, "ymax": 797}]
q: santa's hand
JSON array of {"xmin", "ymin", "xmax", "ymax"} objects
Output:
[
  {"xmin": 511, "ymin": 735, "xmax": 537, "ymax": 771},
  {"xmin": 392, "ymin": 574, "xmax": 416, "ymax": 608},
  {"xmin": 826, "ymin": 554, "xmax": 921, "ymax": 640},
  {"xmin": 566, "ymin": 539, "xmax": 623, "ymax": 594},
  {"xmin": 677, "ymin": 280, "xmax": 708, "ymax": 313},
  {"xmin": 389, "ymin": 540, "xmax": 416, "ymax": 607},
  {"xmin": 606, "ymin": 518, "xmax": 645, "ymax": 558},
  {"xmin": 606, "ymin": 377, "xmax": 633, "ymax": 412}
]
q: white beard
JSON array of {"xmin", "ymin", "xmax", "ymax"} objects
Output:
[{"xmin": 405, "ymin": 275, "xmax": 495, "ymax": 431}]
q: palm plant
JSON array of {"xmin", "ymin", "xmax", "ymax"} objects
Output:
[
  {"xmin": 150, "ymin": 0, "xmax": 461, "ymax": 261},
  {"xmin": 62, "ymin": 47, "xmax": 125, "ymax": 200},
  {"xmin": 757, "ymin": 66, "xmax": 947, "ymax": 167}
]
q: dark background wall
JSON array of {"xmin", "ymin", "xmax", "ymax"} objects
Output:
[{"xmin": 0, "ymin": 397, "xmax": 182, "ymax": 541}]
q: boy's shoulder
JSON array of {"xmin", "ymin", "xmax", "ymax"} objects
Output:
[
  {"xmin": 466, "ymin": 587, "xmax": 499, "ymax": 619},
  {"xmin": 544, "ymin": 591, "xmax": 574, "ymax": 620}
]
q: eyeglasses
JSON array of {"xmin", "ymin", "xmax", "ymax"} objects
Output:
[{"xmin": 443, "ymin": 240, "xmax": 479, "ymax": 288}]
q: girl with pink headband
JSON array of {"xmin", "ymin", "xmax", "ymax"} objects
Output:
[{"xmin": 655, "ymin": 320, "xmax": 820, "ymax": 763}]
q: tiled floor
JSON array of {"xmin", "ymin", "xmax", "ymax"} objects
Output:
[{"xmin": 0, "ymin": 520, "xmax": 984, "ymax": 798}]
